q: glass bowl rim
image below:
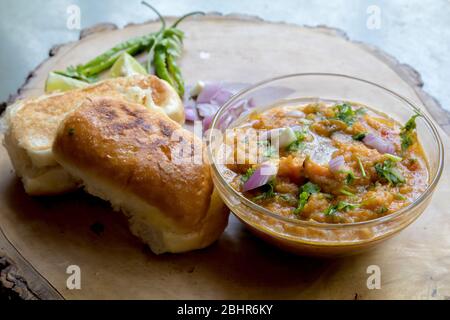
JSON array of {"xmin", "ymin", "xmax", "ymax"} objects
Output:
[{"xmin": 207, "ymin": 73, "xmax": 445, "ymax": 230}]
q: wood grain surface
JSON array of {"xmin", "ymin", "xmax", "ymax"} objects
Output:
[{"xmin": 1, "ymin": 15, "xmax": 449, "ymax": 300}]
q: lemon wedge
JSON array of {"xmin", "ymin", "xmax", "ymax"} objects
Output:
[
  {"xmin": 45, "ymin": 72, "xmax": 89, "ymax": 93},
  {"xmin": 109, "ymin": 52, "xmax": 148, "ymax": 78}
]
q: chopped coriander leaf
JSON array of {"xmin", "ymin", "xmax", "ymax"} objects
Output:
[
  {"xmin": 357, "ymin": 157, "xmax": 366, "ymax": 178},
  {"xmin": 241, "ymin": 167, "xmax": 255, "ymax": 183},
  {"xmin": 352, "ymin": 132, "xmax": 367, "ymax": 141},
  {"xmin": 346, "ymin": 171, "xmax": 356, "ymax": 184},
  {"xmin": 301, "ymin": 181, "xmax": 321, "ymax": 194},
  {"xmin": 324, "ymin": 205, "xmax": 337, "ymax": 216},
  {"xmin": 68, "ymin": 128, "xmax": 75, "ymax": 136},
  {"xmin": 334, "ymin": 103, "xmax": 357, "ymax": 126},
  {"xmin": 400, "ymin": 134, "xmax": 413, "ymax": 152},
  {"xmin": 324, "ymin": 201, "xmax": 359, "ymax": 216},
  {"xmin": 294, "ymin": 182, "xmax": 320, "ymax": 215},
  {"xmin": 253, "ymin": 180, "xmax": 275, "ymax": 201},
  {"xmin": 287, "ymin": 130, "xmax": 307, "ymax": 152},
  {"xmin": 336, "ymin": 201, "xmax": 360, "ymax": 211},
  {"xmin": 339, "ymin": 188, "xmax": 355, "ymax": 196},
  {"xmin": 278, "ymin": 194, "xmax": 297, "ymax": 205},
  {"xmin": 374, "ymin": 159, "xmax": 405, "ymax": 186},
  {"xmin": 376, "ymin": 206, "xmax": 388, "ymax": 214},
  {"xmin": 385, "ymin": 153, "xmax": 402, "ymax": 162},
  {"xmin": 394, "ymin": 193, "xmax": 407, "ymax": 201},
  {"xmin": 400, "ymin": 114, "xmax": 420, "ymax": 151},
  {"xmin": 338, "ymin": 169, "xmax": 356, "ymax": 184},
  {"xmin": 403, "ymin": 114, "xmax": 420, "ymax": 131}
]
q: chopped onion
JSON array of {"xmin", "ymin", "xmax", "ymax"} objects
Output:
[
  {"xmin": 211, "ymin": 88, "xmax": 233, "ymax": 106},
  {"xmin": 247, "ymin": 97, "xmax": 256, "ymax": 108},
  {"xmin": 202, "ymin": 115, "xmax": 214, "ymax": 130},
  {"xmin": 243, "ymin": 162, "xmax": 278, "ymax": 192},
  {"xmin": 363, "ymin": 133, "xmax": 395, "ymax": 154},
  {"xmin": 278, "ymin": 127, "xmax": 297, "ymax": 148},
  {"xmin": 189, "ymin": 80, "xmax": 205, "ymax": 98},
  {"xmin": 197, "ymin": 82, "xmax": 223, "ymax": 103},
  {"xmin": 196, "ymin": 103, "xmax": 219, "ymax": 118},
  {"xmin": 329, "ymin": 155, "xmax": 345, "ymax": 173},
  {"xmin": 185, "ymin": 108, "xmax": 199, "ymax": 121}
]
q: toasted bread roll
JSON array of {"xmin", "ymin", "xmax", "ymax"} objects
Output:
[
  {"xmin": 3, "ymin": 75, "xmax": 183, "ymax": 195},
  {"xmin": 52, "ymin": 97, "xmax": 228, "ymax": 254}
]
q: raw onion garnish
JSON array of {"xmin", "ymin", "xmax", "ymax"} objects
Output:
[
  {"xmin": 278, "ymin": 127, "xmax": 297, "ymax": 148},
  {"xmin": 196, "ymin": 103, "xmax": 219, "ymax": 118},
  {"xmin": 362, "ymin": 133, "xmax": 396, "ymax": 154},
  {"xmin": 242, "ymin": 162, "xmax": 278, "ymax": 192},
  {"xmin": 183, "ymin": 81, "xmax": 292, "ymax": 130},
  {"xmin": 184, "ymin": 107, "xmax": 199, "ymax": 121},
  {"xmin": 196, "ymin": 82, "xmax": 223, "ymax": 103},
  {"xmin": 329, "ymin": 155, "xmax": 345, "ymax": 173}
]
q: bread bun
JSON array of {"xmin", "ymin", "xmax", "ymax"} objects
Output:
[
  {"xmin": 3, "ymin": 75, "xmax": 183, "ymax": 195},
  {"xmin": 52, "ymin": 97, "xmax": 228, "ymax": 254}
]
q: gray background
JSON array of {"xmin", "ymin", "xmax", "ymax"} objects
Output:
[{"xmin": 0, "ymin": 0, "xmax": 449, "ymax": 111}]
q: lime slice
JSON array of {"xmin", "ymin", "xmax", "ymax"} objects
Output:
[
  {"xmin": 109, "ymin": 52, "xmax": 148, "ymax": 78},
  {"xmin": 45, "ymin": 72, "xmax": 89, "ymax": 93}
]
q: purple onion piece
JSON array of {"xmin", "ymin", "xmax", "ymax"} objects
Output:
[
  {"xmin": 247, "ymin": 97, "xmax": 256, "ymax": 108},
  {"xmin": 243, "ymin": 162, "xmax": 278, "ymax": 192},
  {"xmin": 329, "ymin": 155, "xmax": 345, "ymax": 173},
  {"xmin": 197, "ymin": 82, "xmax": 223, "ymax": 103},
  {"xmin": 202, "ymin": 115, "xmax": 214, "ymax": 130},
  {"xmin": 185, "ymin": 108, "xmax": 199, "ymax": 122},
  {"xmin": 211, "ymin": 88, "xmax": 234, "ymax": 106},
  {"xmin": 363, "ymin": 133, "xmax": 396, "ymax": 154},
  {"xmin": 197, "ymin": 103, "xmax": 219, "ymax": 118}
]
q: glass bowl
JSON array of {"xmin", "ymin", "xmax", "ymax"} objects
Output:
[{"xmin": 207, "ymin": 73, "xmax": 444, "ymax": 257}]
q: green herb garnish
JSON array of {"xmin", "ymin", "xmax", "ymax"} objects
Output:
[
  {"xmin": 357, "ymin": 157, "xmax": 366, "ymax": 178},
  {"xmin": 338, "ymin": 169, "xmax": 356, "ymax": 184},
  {"xmin": 334, "ymin": 103, "xmax": 357, "ymax": 126},
  {"xmin": 325, "ymin": 201, "xmax": 359, "ymax": 216},
  {"xmin": 376, "ymin": 206, "xmax": 388, "ymax": 214},
  {"xmin": 287, "ymin": 130, "xmax": 307, "ymax": 152},
  {"xmin": 253, "ymin": 180, "xmax": 275, "ymax": 201},
  {"xmin": 241, "ymin": 167, "xmax": 255, "ymax": 183},
  {"xmin": 374, "ymin": 159, "xmax": 405, "ymax": 186},
  {"xmin": 385, "ymin": 153, "xmax": 402, "ymax": 162},
  {"xmin": 294, "ymin": 182, "xmax": 320, "ymax": 215},
  {"xmin": 394, "ymin": 193, "xmax": 407, "ymax": 201},
  {"xmin": 339, "ymin": 188, "xmax": 355, "ymax": 196},
  {"xmin": 68, "ymin": 128, "xmax": 75, "ymax": 136},
  {"xmin": 352, "ymin": 132, "xmax": 367, "ymax": 141},
  {"xmin": 400, "ymin": 114, "xmax": 420, "ymax": 152}
]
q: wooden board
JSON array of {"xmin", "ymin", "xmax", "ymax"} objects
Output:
[{"xmin": 1, "ymin": 15, "xmax": 449, "ymax": 300}]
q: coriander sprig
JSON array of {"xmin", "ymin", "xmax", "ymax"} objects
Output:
[
  {"xmin": 400, "ymin": 114, "xmax": 420, "ymax": 152},
  {"xmin": 294, "ymin": 182, "xmax": 320, "ymax": 215}
]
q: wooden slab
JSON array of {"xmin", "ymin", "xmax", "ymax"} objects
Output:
[{"xmin": 1, "ymin": 15, "xmax": 449, "ymax": 300}]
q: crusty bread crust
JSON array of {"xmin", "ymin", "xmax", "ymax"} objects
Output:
[
  {"xmin": 53, "ymin": 97, "xmax": 218, "ymax": 228},
  {"xmin": 52, "ymin": 97, "xmax": 228, "ymax": 253},
  {"xmin": 3, "ymin": 75, "xmax": 183, "ymax": 195}
]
